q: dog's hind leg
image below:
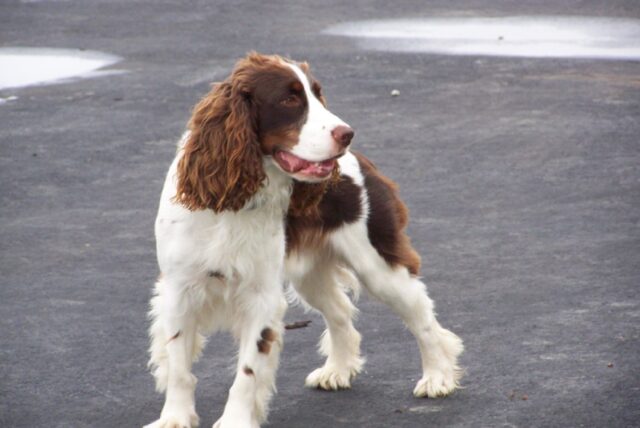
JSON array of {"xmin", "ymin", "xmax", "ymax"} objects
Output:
[{"xmin": 331, "ymin": 222, "xmax": 464, "ymax": 398}]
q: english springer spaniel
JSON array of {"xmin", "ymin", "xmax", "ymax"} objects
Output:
[{"xmin": 145, "ymin": 53, "xmax": 463, "ymax": 428}]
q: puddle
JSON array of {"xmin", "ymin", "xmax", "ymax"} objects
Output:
[
  {"xmin": 0, "ymin": 47, "xmax": 123, "ymax": 91},
  {"xmin": 324, "ymin": 16, "xmax": 640, "ymax": 60},
  {"xmin": 0, "ymin": 95, "xmax": 19, "ymax": 105}
]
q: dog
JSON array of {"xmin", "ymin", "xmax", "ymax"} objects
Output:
[{"xmin": 145, "ymin": 52, "xmax": 463, "ymax": 428}]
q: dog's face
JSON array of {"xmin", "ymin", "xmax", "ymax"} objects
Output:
[
  {"xmin": 250, "ymin": 58, "xmax": 354, "ymax": 183},
  {"xmin": 176, "ymin": 53, "xmax": 354, "ymax": 213}
]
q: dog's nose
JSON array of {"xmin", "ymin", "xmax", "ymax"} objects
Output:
[{"xmin": 331, "ymin": 125, "xmax": 354, "ymax": 148}]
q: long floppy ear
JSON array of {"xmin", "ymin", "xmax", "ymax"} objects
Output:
[{"xmin": 174, "ymin": 76, "xmax": 265, "ymax": 212}]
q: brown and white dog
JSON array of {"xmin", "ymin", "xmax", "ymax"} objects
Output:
[{"xmin": 145, "ymin": 53, "xmax": 463, "ymax": 428}]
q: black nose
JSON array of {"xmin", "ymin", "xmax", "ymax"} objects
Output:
[{"xmin": 331, "ymin": 125, "xmax": 354, "ymax": 148}]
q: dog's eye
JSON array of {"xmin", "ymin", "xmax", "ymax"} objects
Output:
[{"xmin": 280, "ymin": 95, "xmax": 301, "ymax": 107}]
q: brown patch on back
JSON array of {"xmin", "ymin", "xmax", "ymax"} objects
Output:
[
  {"xmin": 354, "ymin": 152, "xmax": 421, "ymax": 275},
  {"xmin": 243, "ymin": 365, "xmax": 254, "ymax": 376},
  {"xmin": 286, "ymin": 173, "xmax": 362, "ymax": 253}
]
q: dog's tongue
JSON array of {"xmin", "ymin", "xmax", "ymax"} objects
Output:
[
  {"xmin": 275, "ymin": 151, "xmax": 309, "ymax": 172},
  {"xmin": 275, "ymin": 151, "xmax": 335, "ymax": 177},
  {"xmin": 300, "ymin": 160, "xmax": 335, "ymax": 176}
]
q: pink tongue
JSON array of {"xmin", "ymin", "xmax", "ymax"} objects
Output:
[
  {"xmin": 300, "ymin": 159, "xmax": 335, "ymax": 176},
  {"xmin": 275, "ymin": 151, "xmax": 335, "ymax": 177},
  {"xmin": 275, "ymin": 151, "xmax": 310, "ymax": 172}
]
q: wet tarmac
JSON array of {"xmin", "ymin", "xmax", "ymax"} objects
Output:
[{"xmin": 1, "ymin": 1, "xmax": 639, "ymax": 427}]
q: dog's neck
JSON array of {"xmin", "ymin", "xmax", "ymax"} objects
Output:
[{"xmin": 240, "ymin": 158, "xmax": 292, "ymax": 213}]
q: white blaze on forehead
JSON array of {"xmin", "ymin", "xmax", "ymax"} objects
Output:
[
  {"xmin": 285, "ymin": 62, "xmax": 328, "ymax": 123},
  {"xmin": 284, "ymin": 62, "xmax": 317, "ymax": 105},
  {"xmin": 284, "ymin": 62, "xmax": 349, "ymax": 162}
]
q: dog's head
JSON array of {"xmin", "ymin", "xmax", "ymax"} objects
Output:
[{"xmin": 175, "ymin": 52, "xmax": 353, "ymax": 212}]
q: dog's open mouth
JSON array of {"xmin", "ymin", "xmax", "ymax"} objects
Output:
[{"xmin": 274, "ymin": 150, "xmax": 338, "ymax": 178}]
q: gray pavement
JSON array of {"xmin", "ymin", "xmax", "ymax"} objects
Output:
[{"xmin": 1, "ymin": 1, "xmax": 639, "ymax": 427}]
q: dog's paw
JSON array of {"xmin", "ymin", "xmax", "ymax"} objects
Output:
[
  {"xmin": 305, "ymin": 362, "xmax": 362, "ymax": 390},
  {"xmin": 413, "ymin": 367, "xmax": 462, "ymax": 398},
  {"xmin": 144, "ymin": 409, "xmax": 199, "ymax": 428},
  {"xmin": 212, "ymin": 415, "xmax": 259, "ymax": 428}
]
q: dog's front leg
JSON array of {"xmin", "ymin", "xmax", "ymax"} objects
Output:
[
  {"xmin": 213, "ymin": 281, "xmax": 287, "ymax": 428},
  {"xmin": 145, "ymin": 275, "xmax": 200, "ymax": 428}
]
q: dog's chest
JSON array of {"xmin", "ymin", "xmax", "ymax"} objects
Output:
[{"xmin": 201, "ymin": 175, "xmax": 291, "ymax": 282}]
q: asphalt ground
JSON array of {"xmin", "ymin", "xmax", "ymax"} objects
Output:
[{"xmin": 1, "ymin": 1, "xmax": 639, "ymax": 427}]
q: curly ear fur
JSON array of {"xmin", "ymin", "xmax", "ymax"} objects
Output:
[{"xmin": 174, "ymin": 64, "xmax": 266, "ymax": 212}]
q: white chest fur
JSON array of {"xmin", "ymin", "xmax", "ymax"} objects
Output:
[{"xmin": 154, "ymin": 154, "xmax": 292, "ymax": 286}]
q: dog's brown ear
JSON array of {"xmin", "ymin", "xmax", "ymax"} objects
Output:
[{"xmin": 174, "ymin": 73, "xmax": 265, "ymax": 212}]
